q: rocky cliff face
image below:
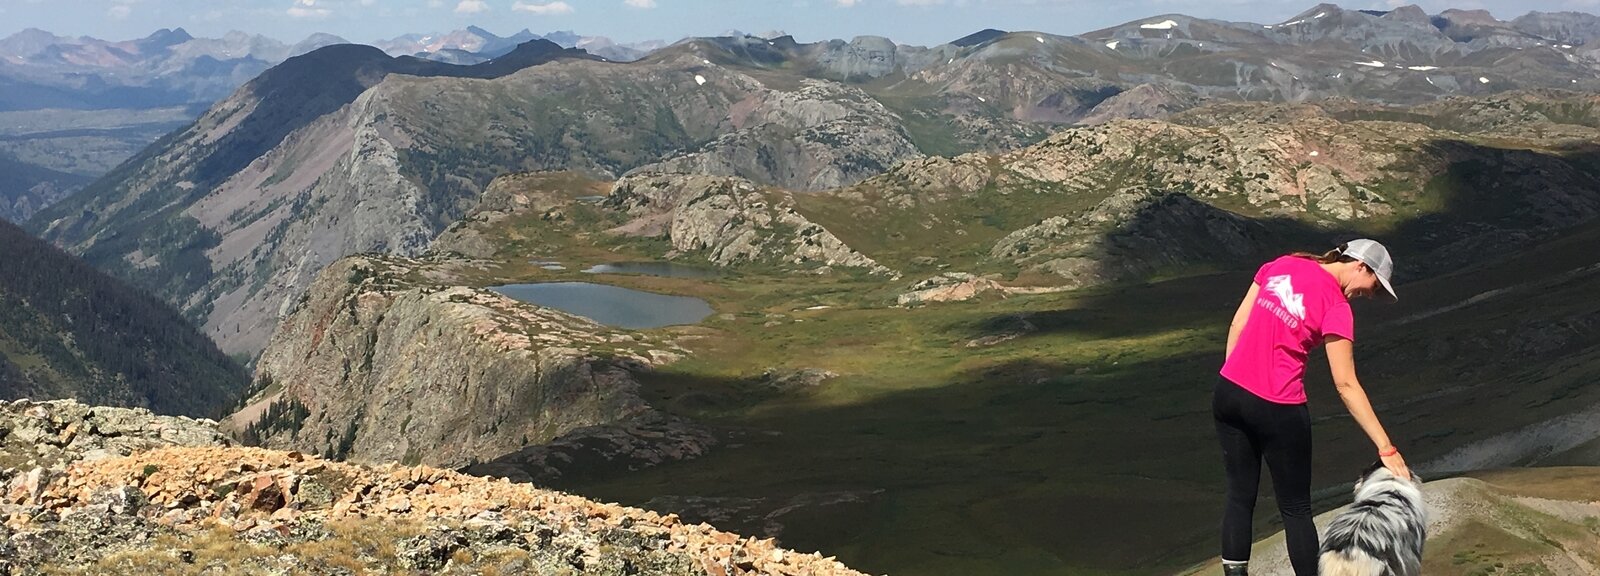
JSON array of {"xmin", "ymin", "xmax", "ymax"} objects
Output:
[
  {"xmin": 240, "ymin": 255, "xmax": 703, "ymax": 474},
  {"xmin": 0, "ymin": 399, "xmax": 868, "ymax": 575}
]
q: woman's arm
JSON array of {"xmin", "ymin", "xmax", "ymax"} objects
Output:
[
  {"xmin": 1326, "ymin": 336, "xmax": 1411, "ymax": 479},
  {"xmin": 1225, "ymin": 283, "xmax": 1260, "ymax": 359}
]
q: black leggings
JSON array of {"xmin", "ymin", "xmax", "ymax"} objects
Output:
[{"xmin": 1213, "ymin": 377, "xmax": 1317, "ymax": 576}]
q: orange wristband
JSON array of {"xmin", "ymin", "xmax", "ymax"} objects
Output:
[{"xmin": 1378, "ymin": 446, "xmax": 1399, "ymax": 457}]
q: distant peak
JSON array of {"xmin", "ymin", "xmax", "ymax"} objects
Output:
[
  {"xmin": 466, "ymin": 25, "xmax": 497, "ymax": 38},
  {"xmin": 141, "ymin": 27, "xmax": 194, "ymax": 48},
  {"xmin": 951, "ymin": 28, "xmax": 1006, "ymax": 47},
  {"xmin": 1436, "ymin": 8, "xmax": 1502, "ymax": 25},
  {"xmin": 1381, "ymin": 5, "xmax": 1430, "ymax": 24},
  {"xmin": 1288, "ymin": 3, "xmax": 1345, "ymax": 21}
]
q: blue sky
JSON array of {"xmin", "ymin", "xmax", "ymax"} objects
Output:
[{"xmin": 2, "ymin": 0, "xmax": 1595, "ymax": 46}]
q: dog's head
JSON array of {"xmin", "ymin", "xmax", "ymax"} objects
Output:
[{"xmin": 1354, "ymin": 460, "xmax": 1423, "ymax": 494}]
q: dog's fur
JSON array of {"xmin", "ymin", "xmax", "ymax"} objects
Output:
[{"xmin": 1318, "ymin": 462, "xmax": 1427, "ymax": 576}]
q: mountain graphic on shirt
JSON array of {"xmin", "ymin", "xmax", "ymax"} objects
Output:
[{"xmin": 1264, "ymin": 275, "xmax": 1306, "ymax": 320}]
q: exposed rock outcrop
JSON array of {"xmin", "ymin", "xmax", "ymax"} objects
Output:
[
  {"xmin": 897, "ymin": 273, "xmax": 1007, "ymax": 306},
  {"xmin": 0, "ymin": 399, "xmax": 228, "ymax": 472},
  {"xmin": 239, "ymin": 255, "xmax": 706, "ymax": 474},
  {"xmin": 0, "ymin": 403, "xmax": 869, "ymax": 575},
  {"xmin": 608, "ymin": 174, "xmax": 897, "ymax": 276}
]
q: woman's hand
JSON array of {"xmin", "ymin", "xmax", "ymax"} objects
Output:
[{"xmin": 1380, "ymin": 450, "xmax": 1411, "ymax": 481}]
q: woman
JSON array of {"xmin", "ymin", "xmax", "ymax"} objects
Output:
[{"xmin": 1214, "ymin": 239, "xmax": 1410, "ymax": 576}]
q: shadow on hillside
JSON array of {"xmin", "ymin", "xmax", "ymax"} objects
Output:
[
  {"xmin": 520, "ymin": 349, "xmax": 1320, "ymax": 575},
  {"xmin": 960, "ymin": 136, "xmax": 1600, "ymax": 343}
]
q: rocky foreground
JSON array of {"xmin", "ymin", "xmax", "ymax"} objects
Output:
[{"xmin": 0, "ymin": 399, "xmax": 869, "ymax": 575}]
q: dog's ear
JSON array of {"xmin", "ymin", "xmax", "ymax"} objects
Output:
[
  {"xmin": 1361, "ymin": 460, "xmax": 1387, "ymax": 477},
  {"xmin": 1353, "ymin": 460, "xmax": 1386, "ymax": 493}
]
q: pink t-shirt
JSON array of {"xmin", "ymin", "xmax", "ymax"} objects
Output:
[{"xmin": 1220, "ymin": 255, "xmax": 1355, "ymax": 404}]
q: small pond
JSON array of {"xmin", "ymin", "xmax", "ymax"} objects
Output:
[
  {"xmin": 582, "ymin": 262, "xmax": 723, "ymax": 279},
  {"xmin": 490, "ymin": 282, "xmax": 714, "ymax": 329}
]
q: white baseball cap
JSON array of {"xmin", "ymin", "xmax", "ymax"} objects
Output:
[{"xmin": 1341, "ymin": 238, "xmax": 1396, "ymax": 302}]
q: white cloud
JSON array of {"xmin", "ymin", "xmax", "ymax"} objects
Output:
[
  {"xmin": 625, "ymin": 0, "xmax": 657, "ymax": 7},
  {"xmin": 288, "ymin": 0, "xmax": 332, "ymax": 18},
  {"xmin": 360, "ymin": 0, "xmax": 376, "ymax": 5},
  {"xmin": 454, "ymin": 0, "xmax": 489, "ymax": 13},
  {"xmin": 513, "ymin": 1, "xmax": 574, "ymax": 14},
  {"xmin": 108, "ymin": 5, "xmax": 132, "ymax": 19},
  {"xmin": 835, "ymin": 0, "xmax": 859, "ymax": 6}
]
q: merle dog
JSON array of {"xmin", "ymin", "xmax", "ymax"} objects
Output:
[{"xmin": 1318, "ymin": 462, "xmax": 1427, "ymax": 576}]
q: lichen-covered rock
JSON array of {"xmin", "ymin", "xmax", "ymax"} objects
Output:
[
  {"xmin": 2, "ymin": 445, "xmax": 871, "ymax": 576},
  {"xmin": 0, "ymin": 399, "xmax": 229, "ymax": 472}
]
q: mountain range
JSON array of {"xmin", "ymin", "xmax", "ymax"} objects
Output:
[
  {"xmin": 0, "ymin": 26, "xmax": 654, "ymax": 224},
  {"xmin": 0, "ymin": 27, "xmax": 336, "ymax": 112},
  {"xmin": 371, "ymin": 25, "xmax": 667, "ymax": 64}
]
